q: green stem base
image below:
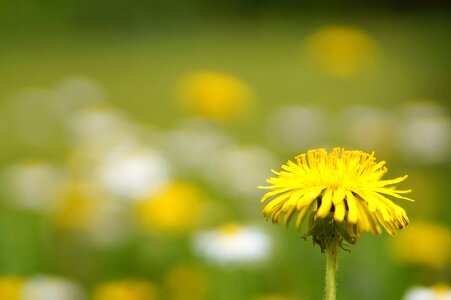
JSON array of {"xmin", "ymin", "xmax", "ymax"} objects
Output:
[{"xmin": 325, "ymin": 238, "xmax": 339, "ymax": 300}]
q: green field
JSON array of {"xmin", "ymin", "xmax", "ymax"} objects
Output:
[{"xmin": 0, "ymin": 12, "xmax": 450, "ymax": 300}]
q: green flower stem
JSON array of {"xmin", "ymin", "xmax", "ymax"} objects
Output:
[{"xmin": 325, "ymin": 239, "xmax": 339, "ymax": 300}]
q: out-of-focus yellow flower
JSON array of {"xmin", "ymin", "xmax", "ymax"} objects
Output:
[
  {"xmin": 304, "ymin": 26, "xmax": 378, "ymax": 78},
  {"xmin": 52, "ymin": 180, "xmax": 131, "ymax": 246},
  {"xmin": 93, "ymin": 280, "xmax": 157, "ymax": 300},
  {"xmin": 165, "ymin": 265, "xmax": 208, "ymax": 300},
  {"xmin": 260, "ymin": 148, "xmax": 412, "ymax": 251},
  {"xmin": 0, "ymin": 277, "xmax": 24, "ymax": 300},
  {"xmin": 253, "ymin": 295, "xmax": 298, "ymax": 300},
  {"xmin": 177, "ymin": 71, "xmax": 252, "ymax": 120},
  {"xmin": 52, "ymin": 180, "xmax": 103, "ymax": 231},
  {"xmin": 390, "ymin": 221, "xmax": 451, "ymax": 269},
  {"xmin": 135, "ymin": 182, "xmax": 203, "ymax": 234}
]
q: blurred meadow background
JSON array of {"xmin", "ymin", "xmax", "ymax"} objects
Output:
[{"xmin": 0, "ymin": 1, "xmax": 450, "ymax": 299}]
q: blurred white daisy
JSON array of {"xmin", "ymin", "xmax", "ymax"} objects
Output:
[
  {"xmin": 96, "ymin": 145, "xmax": 170, "ymax": 201},
  {"xmin": 403, "ymin": 284, "xmax": 451, "ymax": 300},
  {"xmin": 66, "ymin": 106, "xmax": 170, "ymax": 202},
  {"xmin": 396, "ymin": 102, "xmax": 450, "ymax": 164},
  {"xmin": 204, "ymin": 145, "xmax": 277, "ymax": 199},
  {"xmin": 1, "ymin": 161, "xmax": 65, "ymax": 211},
  {"xmin": 163, "ymin": 118, "xmax": 233, "ymax": 175},
  {"xmin": 337, "ymin": 106, "xmax": 395, "ymax": 155},
  {"xmin": 266, "ymin": 106, "xmax": 327, "ymax": 152},
  {"xmin": 67, "ymin": 106, "xmax": 135, "ymax": 148},
  {"xmin": 21, "ymin": 276, "xmax": 86, "ymax": 300},
  {"xmin": 192, "ymin": 223, "xmax": 271, "ymax": 266},
  {"xmin": 1, "ymin": 78, "xmax": 104, "ymax": 149},
  {"xmin": 56, "ymin": 76, "xmax": 105, "ymax": 112}
]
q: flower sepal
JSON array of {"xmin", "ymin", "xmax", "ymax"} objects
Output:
[{"xmin": 303, "ymin": 212, "xmax": 357, "ymax": 252}]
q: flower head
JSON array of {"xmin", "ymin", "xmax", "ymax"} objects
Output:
[{"xmin": 260, "ymin": 148, "xmax": 412, "ymax": 250}]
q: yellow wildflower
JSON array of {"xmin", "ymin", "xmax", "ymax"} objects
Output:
[
  {"xmin": 93, "ymin": 280, "xmax": 157, "ymax": 300},
  {"xmin": 260, "ymin": 148, "xmax": 412, "ymax": 250},
  {"xmin": 135, "ymin": 182, "xmax": 203, "ymax": 234},
  {"xmin": 390, "ymin": 221, "xmax": 450, "ymax": 269},
  {"xmin": 0, "ymin": 277, "xmax": 24, "ymax": 300},
  {"xmin": 304, "ymin": 26, "xmax": 377, "ymax": 78},
  {"xmin": 52, "ymin": 180, "xmax": 101, "ymax": 231},
  {"xmin": 177, "ymin": 71, "xmax": 252, "ymax": 120}
]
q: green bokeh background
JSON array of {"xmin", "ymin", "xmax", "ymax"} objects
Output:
[{"xmin": 0, "ymin": 2, "xmax": 450, "ymax": 300}]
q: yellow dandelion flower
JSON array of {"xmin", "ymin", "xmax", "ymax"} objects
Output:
[
  {"xmin": 0, "ymin": 277, "xmax": 24, "ymax": 300},
  {"xmin": 93, "ymin": 280, "xmax": 157, "ymax": 300},
  {"xmin": 304, "ymin": 26, "xmax": 378, "ymax": 78},
  {"xmin": 389, "ymin": 221, "xmax": 451, "ymax": 269},
  {"xmin": 135, "ymin": 182, "xmax": 203, "ymax": 234},
  {"xmin": 177, "ymin": 71, "xmax": 252, "ymax": 121},
  {"xmin": 52, "ymin": 180, "xmax": 101, "ymax": 231},
  {"xmin": 260, "ymin": 148, "xmax": 412, "ymax": 251}
]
